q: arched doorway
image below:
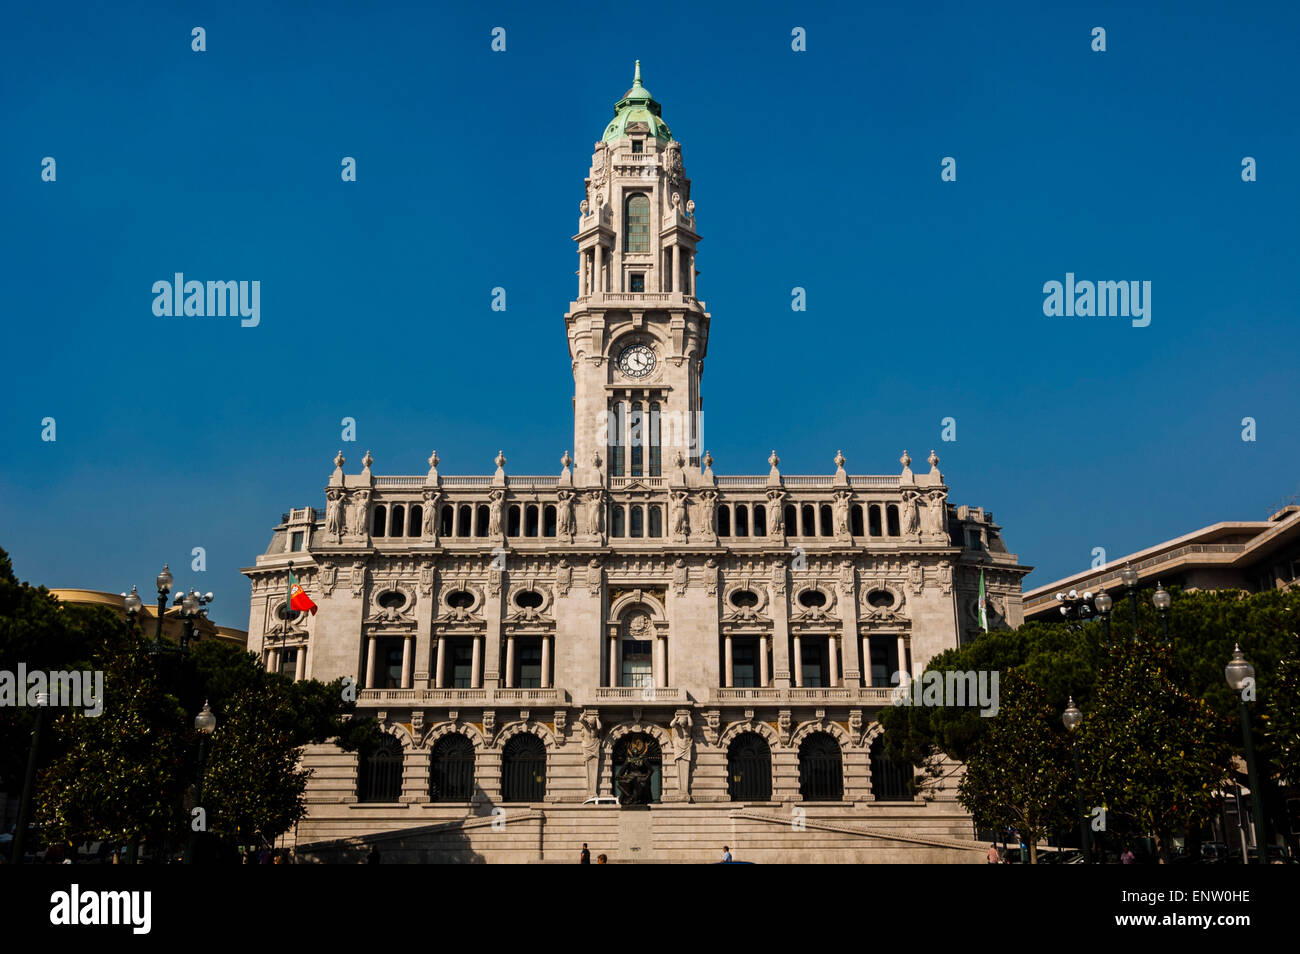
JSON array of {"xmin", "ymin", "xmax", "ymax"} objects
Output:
[
  {"xmin": 870, "ymin": 735, "xmax": 912, "ymax": 801},
  {"xmin": 612, "ymin": 733, "xmax": 662, "ymax": 804},
  {"xmin": 727, "ymin": 733, "xmax": 772, "ymax": 801},
  {"xmin": 501, "ymin": 733, "xmax": 546, "ymax": 802},
  {"xmin": 798, "ymin": 732, "xmax": 843, "ymax": 802},
  {"xmin": 429, "ymin": 733, "xmax": 475, "ymax": 802}
]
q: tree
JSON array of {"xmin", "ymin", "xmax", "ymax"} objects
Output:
[
  {"xmin": 957, "ymin": 670, "xmax": 1075, "ymax": 863},
  {"xmin": 1076, "ymin": 640, "xmax": 1229, "ymax": 863}
]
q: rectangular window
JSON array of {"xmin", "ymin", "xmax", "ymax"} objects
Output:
[
  {"xmin": 451, "ymin": 641, "xmax": 474, "ymax": 689},
  {"xmin": 381, "ymin": 641, "xmax": 403, "ymax": 689},
  {"xmin": 631, "ymin": 139, "xmax": 643, "ymax": 153},
  {"xmin": 733, "ymin": 640, "xmax": 757, "ymax": 688},
  {"xmin": 291, "ymin": 531, "xmax": 304, "ymax": 551},
  {"xmin": 516, "ymin": 640, "xmax": 542, "ymax": 689},
  {"xmin": 967, "ymin": 529, "xmax": 983, "ymax": 550},
  {"xmin": 621, "ymin": 639, "xmax": 653, "ymax": 688},
  {"xmin": 279, "ymin": 647, "xmax": 298, "ymax": 678},
  {"xmin": 649, "ymin": 403, "xmax": 661, "ymax": 476},
  {"xmin": 630, "ymin": 505, "xmax": 644, "ymax": 538},
  {"xmin": 801, "ymin": 640, "xmax": 826, "ymax": 688},
  {"xmin": 630, "ymin": 403, "xmax": 643, "ymax": 476},
  {"xmin": 629, "ymin": 272, "xmax": 645, "ymax": 292},
  {"xmin": 608, "ymin": 402, "xmax": 625, "ymax": 478}
]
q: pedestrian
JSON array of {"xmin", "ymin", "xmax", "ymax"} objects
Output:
[
  {"xmin": 721, "ymin": 845, "xmax": 733, "ymax": 863},
  {"xmin": 596, "ymin": 853, "xmax": 607, "ymax": 864},
  {"xmin": 1120, "ymin": 846, "xmax": 1135, "ymax": 865},
  {"xmin": 580, "ymin": 843, "xmax": 590, "ymax": 864},
  {"xmin": 366, "ymin": 845, "xmax": 381, "ymax": 865},
  {"xmin": 986, "ymin": 843, "xmax": 1001, "ymax": 864}
]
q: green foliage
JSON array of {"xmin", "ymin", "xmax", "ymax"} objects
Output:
[
  {"xmin": 1261, "ymin": 630, "xmax": 1300, "ymax": 777},
  {"xmin": 1077, "ymin": 640, "xmax": 1230, "ymax": 862},
  {"xmin": 957, "ymin": 670, "xmax": 1075, "ymax": 861}
]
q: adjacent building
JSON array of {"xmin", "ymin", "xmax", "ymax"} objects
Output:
[{"xmin": 242, "ymin": 64, "xmax": 1031, "ymax": 862}]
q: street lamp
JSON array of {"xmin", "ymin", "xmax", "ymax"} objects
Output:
[
  {"xmin": 1062, "ymin": 696, "xmax": 1092, "ymax": 863},
  {"xmin": 153, "ymin": 563, "xmax": 174, "ymax": 651},
  {"xmin": 1120, "ymin": 564, "xmax": 1139, "ymax": 639},
  {"xmin": 1152, "ymin": 583, "xmax": 1171, "ymax": 645},
  {"xmin": 9, "ymin": 692, "xmax": 50, "ymax": 865},
  {"xmin": 1094, "ymin": 590, "xmax": 1113, "ymax": 645},
  {"xmin": 1225, "ymin": 645, "xmax": 1268, "ymax": 864},
  {"xmin": 1055, "ymin": 589, "xmax": 1099, "ymax": 631},
  {"xmin": 188, "ymin": 701, "xmax": 218, "ymax": 864}
]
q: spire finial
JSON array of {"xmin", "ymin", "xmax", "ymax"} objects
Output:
[{"xmin": 634, "ymin": 60, "xmax": 642, "ymax": 86}]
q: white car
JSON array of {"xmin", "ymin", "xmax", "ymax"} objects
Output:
[{"xmin": 582, "ymin": 795, "xmax": 621, "ymax": 806}]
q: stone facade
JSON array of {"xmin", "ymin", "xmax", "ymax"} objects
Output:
[{"xmin": 242, "ymin": 64, "xmax": 1030, "ymax": 863}]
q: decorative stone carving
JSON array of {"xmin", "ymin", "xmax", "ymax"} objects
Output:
[
  {"xmin": 771, "ymin": 559, "xmax": 787, "ymax": 596},
  {"xmin": 938, "ymin": 560, "xmax": 953, "ymax": 595},
  {"xmin": 556, "ymin": 559, "xmax": 572, "ymax": 596},
  {"xmin": 697, "ymin": 490, "xmax": 717, "ymax": 542},
  {"xmin": 324, "ymin": 489, "xmax": 346, "ymax": 544},
  {"xmin": 580, "ymin": 710, "xmax": 602, "ymax": 794},
  {"xmin": 908, "ymin": 560, "xmax": 924, "ymax": 596},
  {"xmin": 370, "ymin": 583, "xmax": 416, "ymax": 623},
  {"xmin": 838, "ymin": 559, "xmax": 855, "ymax": 596},
  {"xmin": 923, "ymin": 490, "xmax": 948, "ymax": 536},
  {"xmin": 557, "ymin": 490, "xmax": 576, "ymax": 542},
  {"xmin": 586, "ymin": 558, "xmax": 603, "ymax": 596},
  {"xmin": 778, "ymin": 710, "xmax": 793, "ymax": 746},
  {"xmin": 482, "ymin": 711, "xmax": 497, "ymax": 746},
  {"xmin": 669, "ymin": 709, "xmax": 694, "ymax": 799},
  {"xmin": 422, "ymin": 490, "xmax": 441, "ymax": 540},
  {"xmin": 553, "ymin": 710, "xmax": 567, "ymax": 745},
  {"xmin": 319, "ymin": 563, "xmax": 338, "ymax": 597},
  {"xmin": 901, "ymin": 490, "xmax": 921, "ymax": 536},
  {"xmin": 833, "ymin": 491, "xmax": 852, "ymax": 539},
  {"xmin": 664, "ymin": 141, "xmax": 683, "ymax": 185},
  {"xmin": 704, "ymin": 709, "xmax": 721, "ymax": 746},
  {"xmin": 670, "ymin": 490, "xmax": 690, "ymax": 540},
  {"xmin": 861, "ymin": 583, "xmax": 907, "ymax": 623},
  {"xmin": 349, "ymin": 561, "xmax": 366, "ymax": 598},
  {"xmin": 703, "ymin": 558, "xmax": 719, "ymax": 597},
  {"xmin": 849, "ymin": 709, "xmax": 865, "ymax": 746},
  {"xmin": 585, "ymin": 490, "xmax": 605, "ymax": 539},
  {"xmin": 488, "ymin": 489, "xmax": 505, "ymax": 538},
  {"xmin": 348, "ymin": 490, "xmax": 371, "ymax": 540},
  {"xmin": 487, "ymin": 564, "xmax": 503, "ymax": 598},
  {"xmin": 418, "ymin": 562, "xmax": 434, "ymax": 596},
  {"xmin": 766, "ymin": 490, "xmax": 786, "ymax": 538},
  {"xmin": 672, "ymin": 558, "xmax": 688, "ymax": 596}
]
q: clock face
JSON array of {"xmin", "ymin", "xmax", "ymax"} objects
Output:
[{"xmin": 617, "ymin": 343, "xmax": 656, "ymax": 378}]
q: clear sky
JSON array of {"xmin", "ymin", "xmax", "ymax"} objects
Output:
[{"xmin": 3, "ymin": 1, "xmax": 1298, "ymax": 626}]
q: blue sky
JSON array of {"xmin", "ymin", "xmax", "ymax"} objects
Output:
[{"xmin": 3, "ymin": 1, "xmax": 1298, "ymax": 627}]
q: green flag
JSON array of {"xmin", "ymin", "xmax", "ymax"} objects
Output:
[{"xmin": 978, "ymin": 568, "xmax": 989, "ymax": 632}]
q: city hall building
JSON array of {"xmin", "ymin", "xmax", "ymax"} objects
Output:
[{"xmin": 243, "ymin": 65, "xmax": 1029, "ymax": 863}]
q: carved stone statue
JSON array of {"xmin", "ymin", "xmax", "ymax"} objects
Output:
[
  {"xmin": 767, "ymin": 491, "xmax": 785, "ymax": 537},
  {"xmin": 698, "ymin": 490, "xmax": 717, "ymax": 538},
  {"xmin": 488, "ymin": 490, "xmax": 504, "ymax": 537},
  {"xmin": 670, "ymin": 491, "xmax": 690, "ymax": 538},
  {"xmin": 585, "ymin": 490, "xmax": 605, "ymax": 537},
  {"xmin": 901, "ymin": 492, "xmax": 921, "ymax": 535},
  {"xmin": 348, "ymin": 491, "xmax": 370, "ymax": 538},
  {"xmin": 422, "ymin": 490, "xmax": 440, "ymax": 538},
  {"xmin": 557, "ymin": 490, "xmax": 576, "ymax": 542},
  {"xmin": 833, "ymin": 491, "xmax": 852, "ymax": 537},
  {"xmin": 923, "ymin": 491, "xmax": 948, "ymax": 534},
  {"xmin": 324, "ymin": 489, "xmax": 345, "ymax": 544},
  {"xmin": 670, "ymin": 710, "xmax": 694, "ymax": 797},
  {"xmin": 615, "ymin": 735, "xmax": 656, "ymax": 805},
  {"xmin": 580, "ymin": 711, "xmax": 602, "ymax": 795}
]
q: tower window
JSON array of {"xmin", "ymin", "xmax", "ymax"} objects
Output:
[
  {"xmin": 630, "ymin": 272, "xmax": 645, "ymax": 292},
  {"xmin": 625, "ymin": 194, "xmax": 650, "ymax": 253},
  {"xmin": 631, "ymin": 139, "xmax": 643, "ymax": 154}
]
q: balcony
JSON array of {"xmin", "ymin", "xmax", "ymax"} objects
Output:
[
  {"xmin": 592, "ymin": 686, "xmax": 688, "ymax": 704},
  {"xmin": 709, "ymin": 686, "xmax": 897, "ymax": 705},
  {"xmin": 358, "ymin": 687, "xmax": 566, "ymax": 706}
]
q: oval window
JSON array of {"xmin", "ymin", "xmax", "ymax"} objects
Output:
[
  {"xmin": 730, "ymin": 590, "xmax": 759, "ymax": 608},
  {"xmin": 797, "ymin": 589, "xmax": 827, "ymax": 609},
  {"xmin": 514, "ymin": 590, "xmax": 544, "ymax": 610},
  {"xmin": 867, "ymin": 590, "xmax": 895, "ymax": 608},
  {"xmin": 447, "ymin": 590, "xmax": 475, "ymax": 609},
  {"xmin": 378, "ymin": 591, "xmax": 407, "ymax": 610}
]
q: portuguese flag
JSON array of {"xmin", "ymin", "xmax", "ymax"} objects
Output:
[
  {"xmin": 978, "ymin": 568, "xmax": 989, "ymax": 633},
  {"xmin": 289, "ymin": 568, "xmax": 318, "ymax": 616}
]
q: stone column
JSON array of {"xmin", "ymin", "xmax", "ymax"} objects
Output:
[
  {"xmin": 594, "ymin": 244, "xmax": 604, "ymax": 295},
  {"xmin": 364, "ymin": 637, "xmax": 377, "ymax": 690},
  {"xmin": 689, "ymin": 253, "xmax": 696, "ymax": 296},
  {"xmin": 840, "ymin": 586, "xmax": 862, "ymax": 687},
  {"xmin": 401, "ymin": 635, "xmax": 413, "ymax": 689},
  {"xmin": 724, "ymin": 633, "xmax": 734, "ymax": 688},
  {"xmin": 658, "ymin": 636, "xmax": 667, "ymax": 687},
  {"xmin": 608, "ymin": 635, "xmax": 618, "ymax": 687},
  {"xmin": 828, "ymin": 634, "xmax": 839, "ymax": 688},
  {"xmin": 792, "ymin": 633, "xmax": 803, "ymax": 688},
  {"xmin": 435, "ymin": 635, "xmax": 447, "ymax": 689},
  {"xmin": 897, "ymin": 634, "xmax": 909, "ymax": 678},
  {"xmin": 541, "ymin": 635, "xmax": 551, "ymax": 689},
  {"xmin": 772, "ymin": 576, "xmax": 791, "ymax": 689},
  {"xmin": 652, "ymin": 635, "xmax": 662, "ymax": 688},
  {"xmin": 505, "ymin": 634, "xmax": 516, "ymax": 689},
  {"xmin": 295, "ymin": 646, "xmax": 306, "ymax": 682},
  {"xmin": 759, "ymin": 634, "xmax": 770, "ymax": 687},
  {"xmin": 580, "ymin": 250, "xmax": 588, "ymax": 297},
  {"xmin": 671, "ymin": 244, "xmax": 680, "ymax": 293},
  {"xmin": 471, "ymin": 635, "xmax": 483, "ymax": 689}
]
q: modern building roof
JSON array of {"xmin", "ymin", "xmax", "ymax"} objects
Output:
[{"xmin": 49, "ymin": 588, "xmax": 248, "ymax": 647}]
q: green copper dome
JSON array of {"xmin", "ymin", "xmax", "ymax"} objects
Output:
[{"xmin": 601, "ymin": 60, "xmax": 673, "ymax": 143}]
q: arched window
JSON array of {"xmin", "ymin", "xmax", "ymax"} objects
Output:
[
  {"xmin": 456, "ymin": 504, "xmax": 471, "ymax": 537},
  {"xmin": 727, "ymin": 733, "xmax": 773, "ymax": 802},
  {"xmin": 525, "ymin": 504, "xmax": 539, "ymax": 536},
  {"xmin": 717, "ymin": 505, "xmax": 731, "ymax": 536},
  {"xmin": 871, "ymin": 736, "xmax": 912, "ymax": 802},
  {"xmin": 501, "ymin": 734, "xmax": 546, "ymax": 802},
  {"xmin": 784, "ymin": 504, "xmax": 797, "ymax": 534},
  {"xmin": 850, "ymin": 504, "xmax": 864, "ymax": 537},
  {"xmin": 868, "ymin": 504, "xmax": 882, "ymax": 536},
  {"xmin": 613, "ymin": 733, "xmax": 661, "ymax": 804},
  {"xmin": 612, "ymin": 505, "xmax": 626, "ymax": 537},
  {"xmin": 630, "ymin": 402, "xmax": 644, "ymax": 477},
  {"xmin": 507, "ymin": 504, "xmax": 521, "ymax": 537},
  {"xmin": 801, "ymin": 504, "xmax": 815, "ymax": 537},
  {"xmin": 389, "ymin": 504, "xmax": 405, "ymax": 537},
  {"xmin": 475, "ymin": 504, "xmax": 490, "ymax": 537},
  {"xmin": 753, "ymin": 505, "xmax": 766, "ymax": 537},
  {"xmin": 649, "ymin": 402, "xmax": 662, "ymax": 476},
  {"xmin": 648, "ymin": 505, "xmax": 663, "ymax": 537},
  {"xmin": 625, "ymin": 193, "xmax": 651, "ymax": 253},
  {"xmin": 429, "ymin": 734, "xmax": 475, "ymax": 802},
  {"xmin": 608, "ymin": 402, "xmax": 625, "ymax": 478},
  {"xmin": 886, "ymin": 504, "xmax": 900, "ymax": 537},
  {"xmin": 371, "ymin": 505, "xmax": 387, "ymax": 537},
  {"xmin": 439, "ymin": 505, "xmax": 453, "ymax": 537},
  {"xmin": 735, "ymin": 504, "xmax": 749, "ymax": 537},
  {"xmin": 543, "ymin": 504, "xmax": 557, "ymax": 537},
  {"xmin": 819, "ymin": 504, "xmax": 833, "ymax": 536},
  {"xmin": 798, "ymin": 732, "xmax": 843, "ymax": 802},
  {"xmin": 630, "ymin": 505, "xmax": 644, "ymax": 538},
  {"xmin": 408, "ymin": 504, "xmax": 422, "ymax": 536},
  {"xmin": 358, "ymin": 734, "xmax": 403, "ymax": 803}
]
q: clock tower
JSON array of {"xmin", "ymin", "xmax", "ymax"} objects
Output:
[{"xmin": 567, "ymin": 62, "xmax": 709, "ymax": 486}]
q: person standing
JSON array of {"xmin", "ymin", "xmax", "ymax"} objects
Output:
[
  {"xmin": 1120, "ymin": 846, "xmax": 1135, "ymax": 865},
  {"xmin": 986, "ymin": 843, "xmax": 1001, "ymax": 864},
  {"xmin": 721, "ymin": 845, "xmax": 733, "ymax": 863},
  {"xmin": 580, "ymin": 843, "xmax": 590, "ymax": 864}
]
